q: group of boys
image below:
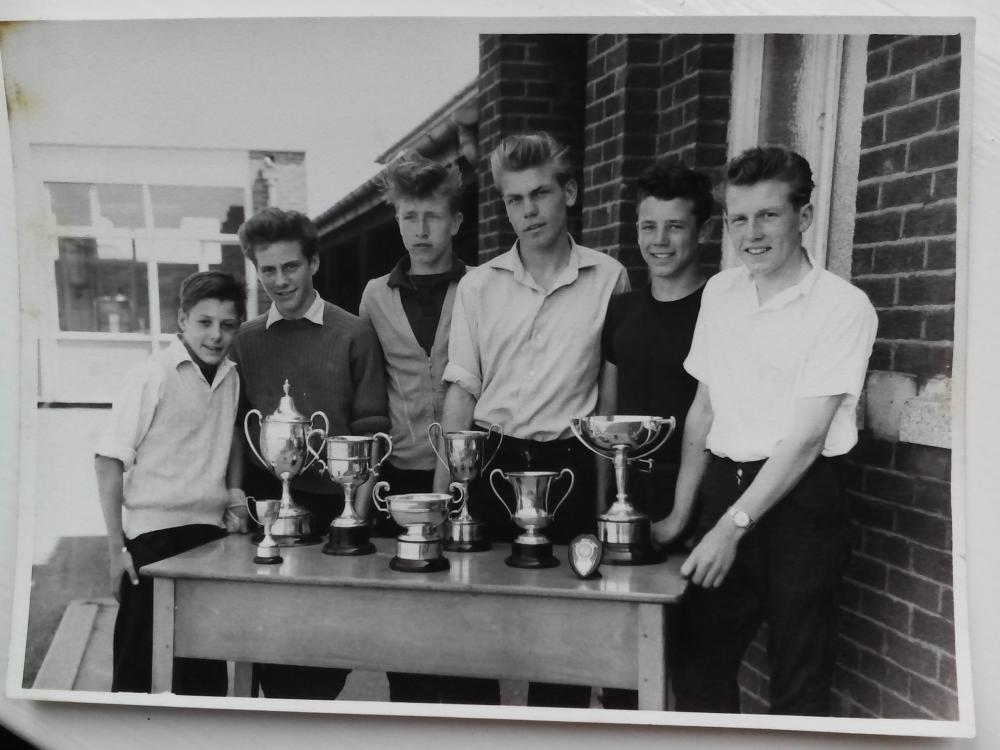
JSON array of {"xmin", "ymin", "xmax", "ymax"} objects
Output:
[{"xmin": 95, "ymin": 131, "xmax": 876, "ymax": 716}]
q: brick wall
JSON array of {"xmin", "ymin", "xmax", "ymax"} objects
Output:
[
  {"xmin": 248, "ymin": 150, "xmax": 307, "ymax": 214},
  {"xmin": 477, "ymin": 35, "xmax": 587, "ymax": 261},
  {"xmin": 834, "ymin": 34, "xmax": 961, "ymax": 720}
]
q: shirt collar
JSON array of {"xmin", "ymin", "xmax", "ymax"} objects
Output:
[
  {"xmin": 387, "ymin": 253, "xmax": 467, "ymax": 290},
  {"xmin": 725, "ymin": 253, "xmax": 821, "ymax": 312},
  {"xmin": 489, "ymin": 235, "xmax": 594, "ymax": 291},
  {"xmin": 265, "ymin": 290, "xmax": 325, "ymax": 328},
  {"xmin": 167, "ymin": 336, "xmax": 236, "ymax": 388}
]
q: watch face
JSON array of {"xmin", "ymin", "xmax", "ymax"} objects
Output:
[{"xmin": 730, "ymin": 508, "xmax": 751, "ymax": 528}]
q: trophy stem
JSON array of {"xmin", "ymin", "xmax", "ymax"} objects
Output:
[
  {"xmin": 613, "ymin": 446, "xmax": 630, "ymax": 508},
  {"xmin": 331, "ymin": 479, "xmax": 365, "ymax": 527}
]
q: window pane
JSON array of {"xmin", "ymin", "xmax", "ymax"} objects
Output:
[
  {"xmin": 758, "ymin": 35, "xmax": 808, "ymax": 152},
  {"xmin": 159, "ymin": 263, "xmax": 200, "ymax": 334},
  {"xmin": 150, "ymin": 185, "xmax": 245, "ymax": 233},
  {"xmin": 54, "ymin": 237, "xmax": 150, "ymax": 333},
  {"xmin": 95, "ymin": 183, "xmax": 145, "ymax": 229},
  {"xmin": 46, "ymin": 183, "xmax": 91, "ymax": 226}
]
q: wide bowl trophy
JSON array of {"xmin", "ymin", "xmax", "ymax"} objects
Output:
[
  {"xmin": 372, "ymin": 481, "xmax": 465, "ymax": 572},
  {"xmin": 490, "ymin": 468, "xmax": 574, "ymax": 569},
  {"xmin": 244, "ymin": 380, "xmax": 329, "ymax": 545},
  {"xmin": 570, "ymin": 415, "xmax": 676, "ymax": 565},
  {"xmin": 427, "ymin": 422, "xmax": 502, "ymax": 552},
  {"xmin": 307, "ymin": 432, "xmax": 392, "ymax": 556}
]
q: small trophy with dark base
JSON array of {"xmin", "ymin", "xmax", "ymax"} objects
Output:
[
  {"xmin": 372, "ymin": 481, "xmax": 464, "ymax": 573},
  {"xmin": 247, "ymin": 497, "xmax": 282, "ymax": 565},
  {"xmin": 570, "ymin": 415, "xmax": 676, "ymax": 565},
  {"xmin": 428, "ymin": 422, "xmax": 502, "ymax": 552},
  {"xmin": 490, "ymin": 469, "xmax": 574, "ymax": 569},
  {"xmin": 307, "ymin": 433, "xmax": 392, "ymax": 556}
]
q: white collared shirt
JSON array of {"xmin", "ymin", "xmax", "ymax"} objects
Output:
[
  {"xmin": 685, "ymin": 264, "xmax": 877, "ymax": 461},
  {"xmin": 444, "ymin": 237, "xmax": 630, "ymax": 441},
  {"xmin": 96, "ymin": 337, "xmax": 240, "ymax": 537},
  {"xmin": 265, "ymin": 290, "xmax": 324, "ymax": 328}
]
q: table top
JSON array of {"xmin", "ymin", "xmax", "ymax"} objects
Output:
[{"xmin": 142, "ymin": 535, "xmax": 689, "ymax": 604}]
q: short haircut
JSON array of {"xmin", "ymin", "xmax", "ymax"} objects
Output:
[
  {"xmin": 489, "ymin": 132, "xmax": 574, "ymax": 188},
  {"xmin": 722, "ymin": 146, "xmax": 815, "ymax": 210},
  {"xmin": 379, "ymin": 151, "xmax": 463, "ymax": 213},
  {"xmin": 179, "ymin": 270, "xmax": 247, "ymax": 320},
  {"xmin": 635, "ymin": 159, "xmax": 715, "ymax": 228},
  {"xmin": 237, "ymin": 207, "xmax": 318, "ymax": 264}
]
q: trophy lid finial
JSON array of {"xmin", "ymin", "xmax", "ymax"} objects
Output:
[{"xmin": 271, "ymin": 379, "xmax": 308, "ymax": 422}]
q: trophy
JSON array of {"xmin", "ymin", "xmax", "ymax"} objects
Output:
[
  {"xmin": 244, "ymin": 380, "xmax": 329, "ymax": 545},
  {"xmin": 246, "ymin": 497, "xmax": 282, "ymax": 565},
  {"xmin": 372, "ymin": 481, "xmax": 465, "ymax": 572},
  {"xmin": 570, "ymin": 415, "xmax": 676, "ymax": 565},
  {"xmin": 490, "ymin": 469, "xmax": 574, "ymax": 569},
  {"xmin": 427, "ymin": 422, "xmax": 502, "ymax": 552},
  {"xmin": 307, "ymin": 433, "xmax": 392, "ymax": 556}
]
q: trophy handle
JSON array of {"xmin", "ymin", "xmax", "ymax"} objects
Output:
[
  {"xmin": 482, "ymin": 423, "xmax": 504, "ymax": 470},
  {"xmin": 245, "ymin": 495, "xmax": 259, "ymax": 525},
  {"xmin": 551, "ymin": 468, "xmax": 576, "ymax": 518},
  {"xmin": 243, "ymin": 410, "xmax": 268, "ymax": 469},
  {"xmin": 632, "ymin": 417, "xmax": 677, "ymax": 460},
  {"xmin": 569, "ymin": 419, "xmax": 613, "ymax": 461},
  {"xmin": 372, "ymin": 431, "xmax": 393, "ymax": 475},
  {"xmin": 305, "ymin": 428, "xmax": 328, "ymax": 474},
  {"xmin": 427, "ymin": 422, "xmax": 449, "ymax": 471},
  {"xmin": 372, "ymin": 481, "xmax": 391, "ymax": 516},
  {"xmin": 302, "ymin": 412, "xmax": 329, "ymax": 471},
  {"xmin": 489, "ymin": 468, "xmax": 514, "ymax": 519},
  {"xmin": 448, "ymin": 481, "xmax": 466, "ymax": 519}
]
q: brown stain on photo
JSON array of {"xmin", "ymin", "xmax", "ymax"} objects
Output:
[{"xmin": 0, "ymin": 22, "xmax": 33, "ymax": 117}]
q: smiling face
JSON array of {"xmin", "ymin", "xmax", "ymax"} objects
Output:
[
  {"xmin": 254, "ymin": 240, "xmax": 319, "ymax": 319},
  {"xmin": 724, "ymin": 179, "xmax": 813, "ymax": 281},
  {"xmin": 395, "ymin": 195, "xmax": 462, "ymax": 274},
  {"xmin": 637, "ymin": 196, "xmax": 703, "ymax": 281},
  {"xmin": 177, "ymin": 298, "xmax": 240, "ymax": 366},
  {"xmin": 497, "ymin": 163, "xmax": 577, "ymax": 254}
]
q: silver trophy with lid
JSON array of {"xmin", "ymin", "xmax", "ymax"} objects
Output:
[{"xmin": 244, "ymin": 379, "xmax": 329, "ymax": 545}]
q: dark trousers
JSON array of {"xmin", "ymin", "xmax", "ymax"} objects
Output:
[
  {"xmin": 374, "ymin": 461, "xmax": 502, "ymax": 706},
  {"xmin": 113, "ymin": 524, "xmax": 228, "ymax": 695},
  {"xmin": 467, "ymin": 431, "xmax": 598, "ymax": 709},
  {"xmin": 672, "ymin": 455, "xmax": 849, "ymax": 716}
]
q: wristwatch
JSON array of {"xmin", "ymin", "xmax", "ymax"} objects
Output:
[{"xmin": 726, "ymin": 505, "xmax": 755, "ymax": 531}]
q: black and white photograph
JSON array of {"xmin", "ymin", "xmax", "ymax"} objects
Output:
[{"xmin": 0, "ymin": 3, "xmax": 993, "ymax": 748}]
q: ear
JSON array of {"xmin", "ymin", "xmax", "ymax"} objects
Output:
[
  {"xmin": 450, "ymin": 211, "xmax": 464, "ymax": 237},
  {"xmin": 563, "ymin": 178, "xmax": 578, "ymax": 208},
  {"xmin": 308, "ymin": 253, "xmax": 320, "ymax": 276},
  {"xmin": 697, "ymin": 218, "xmax": 713, "ymax": 243},
  {"xmin": 177, "ymin": 309, "xmax": 188, "ymax": 332},
  {"xmin": 798, "ymin": 202, "xmax": 814, "ymax": 234}
]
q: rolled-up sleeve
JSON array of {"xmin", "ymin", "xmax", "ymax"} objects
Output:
[
  {"xmin": 95, "ymin": 363, "xmax": 163, "ymax": 471},
  {"xmin": 348, "ymin": 321, "xmax": 391, "ymax": 435},
  {"xmin": 442, "ymin": 276, "xmax": 483, "ymax": 399},
  {"xmin": 798, "ymin": 291, "xmax": 878, "ymax": 399}
]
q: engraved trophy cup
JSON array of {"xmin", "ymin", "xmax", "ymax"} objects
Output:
[
  {"xmin": 246, "ymin": 497, "xmax": 282, "ymax": 565},
  {"xmin": 243, "ymin": 379, "xmax": 329, "ymax": 545},
  {"xmin": 427, "ymin": 422, "xmax": 502, "ymax": 552},
  {"xmin": 490, "ymin": 468, "xmax": 574, "ymax": 569},
  {"xmin": 307, "ymin": 432, "xmax": 392, "ymax": 556},
  {"xmin": 372, "ymin": 481, "xmax": 465, "ymax": 572},
  {"xmin": 570, "ymin": 415, "xmax": 676, "ymax": 564}
]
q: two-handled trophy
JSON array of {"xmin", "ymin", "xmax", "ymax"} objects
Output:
[
  {"xmin": 372, "ymin": 481, "xmax": 465, "ymax": 572},
  {"xmin": 244, "ymin": 380, "xmax": 329, "ymax": 545},
  {"xmin": 570, "ymin": 415, "xmax": 676, "ymax": 564},
  {"xmin": 490, "ymin": 469, "xmax": 574, "ymax": 569},
  {"xmin": 246, "ymin": 497, "xmax": 282, "ymax": 565},
  {"xmin": 427, "ymin": 422, "xmax": 502, "ymax": 552},
  {"xmin": 307, "ymin": 432, "xmax": 393, "ymax": 556}
]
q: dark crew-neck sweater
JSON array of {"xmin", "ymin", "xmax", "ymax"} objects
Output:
[{"xmin": 230, "ymin": 302, "xmax": 389, "ymax": 496}]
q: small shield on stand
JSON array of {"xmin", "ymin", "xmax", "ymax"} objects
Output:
[{"xmin": 568, "ymin": 533, "xmax": 603, "ymax": 579}]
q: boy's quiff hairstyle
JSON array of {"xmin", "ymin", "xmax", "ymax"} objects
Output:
[
  {"xmin": 237, "ymin": 207, "xmax": 318, "ymax": 264},
  {"xmin": 722, "ymin": 145, "xmax": 815, "ymax": 210},
  {"xmin": 635, "ymin": 159, "xmax": 715, "ymax": 228},
  {"xmin": 378, "ymin": 151, "xmax": 464, "ymax": 213},
  {"xmin": 179, "ymin": 270, "xmax": 247, "ymax": 320},
  {"xmin": 489, "ymin": 132, "xmax": 575, "ymax": 189}
]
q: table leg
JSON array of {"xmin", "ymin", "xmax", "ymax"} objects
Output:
[
  {"xmin": 637, "ymin": 603, "xmax": 667, "ymax": 710},
  {"xmin": 233, "ymin": 662, "xmax": 253, "ymax": 697},
  {"xmin": 151, "ymin": 578, "xmax": 175, "ymax": 693}
]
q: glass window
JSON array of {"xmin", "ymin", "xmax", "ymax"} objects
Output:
[
  {"xmin": 95, "ymin": 183, "xmax": 145, "ymax": 229},
  {"xmin": 46, "ymin": 183, "xmax": 91, "ymax": 226},
  {"xmin": 54, "ymin": 237, "xmax": 150, "ymax": 333},
  {"xmin": 150, "ymin": 185, "xmax": 245, "ymax": 233},
  {"xmin": 46, "ymin": 182, "xmax": 145, "ymax": 229},
  {"xmin": 159, "ymin": 262, "xmax": 200, "ymax": 334}
]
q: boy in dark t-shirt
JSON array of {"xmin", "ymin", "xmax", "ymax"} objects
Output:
[{"xmin": 598, "ymin": 161, "xmax": 714, "ymax": 709}]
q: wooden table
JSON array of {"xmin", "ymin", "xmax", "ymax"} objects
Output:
[{"xmin": 144, "ymin": 536, "xmax": 688, "ymax": 709}]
